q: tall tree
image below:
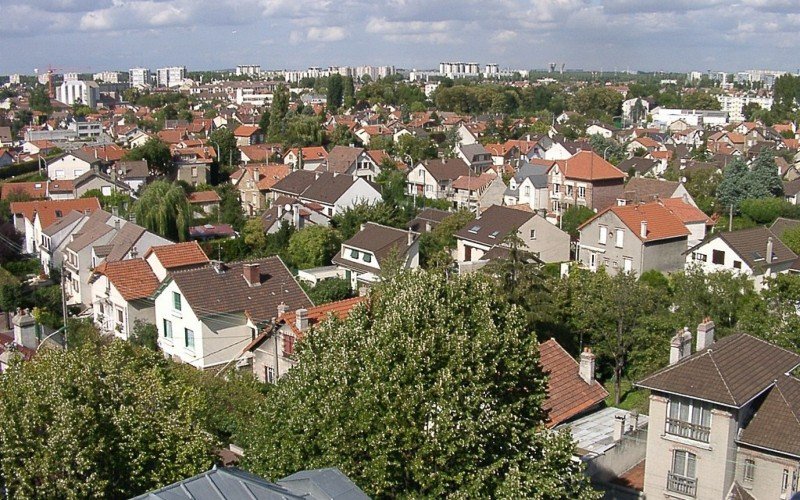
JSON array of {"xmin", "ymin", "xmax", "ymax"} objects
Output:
[
  {"xmin": 267, "ymin": 84, "xmax": 290, "ymax": 141},
  {"xmin": 327, "ymin": 74, "xmax": 344, "ymax": 112},
  {"xmin": 716, "ymin": 157, "xmax": 751, "ymax": 210},
  {"xmin": 123, "ymin": 138, "xmax": 174, "ymax": 177},
  {"xmin": 343, "ymin": 76, "xmax": 355, "ymax": 109},
  {"xmin": 0, "ymin": 339, "xmax": 214, "ymax": 498},
  {"xmin": 239, "ymin": 271, "xmax": 598, "ymax": 498},
  {"xmin": 132, "ymin": 181, "xmax": 192, "ymax": 241},
  {"xmin": 209, "ymin": 128, "xmax": 240, "ymax": 168},
  {"xmin": 285, "ymin": 226, "xmax": 340, "ymax": 269},
  {"xmin": 748, "ymin": 150, "xmax": 783, "ymax": 198}
]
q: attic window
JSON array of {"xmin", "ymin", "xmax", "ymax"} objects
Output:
[
  {"xmin": 350, "ymin": 249, "xmax": 360, "ymax": 259},
  {"xmin": 55, "ymin": 210, "xmax": 63, "ymax": 218},
  {"xmin": 468, "ymin": 225, "xmax": 481, "ymax": 234},
  {"xmin": 488, "ymin": 230, "xmax": 500, "ymax": 239}
]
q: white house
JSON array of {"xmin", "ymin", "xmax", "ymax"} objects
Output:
[
  {"xmin": 270, "ymin": 170, "xmax": 382, "ymax": 217},
  {"xmin": 90, "ymin": 259, "xmax": 159, "ymax": 339},
  {"xmin": 47, "ymin": 152, "xmax": 100, "ymax": 181},
  {"xmin": 686, "ymin": 227, "xmax": 797, "ymax": 290},
  {"xmin": 406, "ymin": 158, "xmax": 470, "ymax": 200},
  {"xmin": 332, "ymin": 223, "xmax": 420, "ymax": 290},
  {"xmin": 153, "ymin": 257, "xmax": 312, "ymax": 370}
]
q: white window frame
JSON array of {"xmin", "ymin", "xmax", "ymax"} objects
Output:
[
  {"xmin": 184, "ymin": 328, "xmax": 195, "ymax": 351},
  {"xmin": 163, "ymin": 319, "xmax": 173, "ymax": 339},
  {"xmin": 615, "ymin": 228, "xmax": 624, "ymax": 248},
  {"xmin": 672, "ymin": 449, "xmax": 697, "ymax": 479},
  {"xmin": 743, "ymin": 458, "xmax": 755, "ymax": 483},
  {"xmin": 623, "ymin": 257, "xmax": 633, "ymax": 273},
  {"xmin": 578, "ymin": 186, "xmax": 586, "ymax": 199},
  {"xmin": 599, "ymin": 226, "xmax": 608, "ymax": 245}
]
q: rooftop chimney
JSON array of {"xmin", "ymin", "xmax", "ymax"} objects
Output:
[
  {"xmin": 114, "ymin": 218, "xmax": 120, "ymax": 231},
  {"xmin": 579, "ymin": 347, "xmax": 596, "ymax": 384},
  {"xmin": 243, "ymin": 263, "xmax": 260, "ymax": 287},
  {"xmin": 640, "ymin": 220, "xmax": 648, "ymax": 239},
  {"xmin": 210, "ymin": 260, "xmax": 225, "ymax": 274},
  {"xmin": 407, "ymin": 228, "xmax": 414, "ymax": 246},
  {"xmin": 360, "ymin": 223, "xmax": 366, "ymax": 232},
  {"xmin": 295, "ymin": 308, "xmax": 308, "ymax": 332},
  {"xmin": 669, "ymin": 327, "xmax": 693, "ymax": 364},
  {"xmin": 766, "ymin": 236, "xmax": 774, "ymax": 264},
  {"xmin": 613, "ymin": 413, "xmax": 626, "ymax": 442},
  {"xmin": 277, "ymin": 302, "xmax": 288, "ymax": 318},
  {"xmin": 696, "ymin": 318, "xmax": 715, "ymax": 351},
  {"xmin": 12, "ymin": 308, "xmax": 38, "ymax": 350}
]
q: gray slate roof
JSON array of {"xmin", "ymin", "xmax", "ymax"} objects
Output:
[
  {"xmin": 454, "ymin": 205, "xmax": 534, "ymax": 247},
  {"xmin": 513, "ymin": 163, "xmax": 549, "ymax": 189}
]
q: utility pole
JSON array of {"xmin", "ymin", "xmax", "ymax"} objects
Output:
[
  {"xmin": 60, "ymin": 262, "xmax": 68, "ymax": 349},
  {"xmin": 729, "ymin": 204, "xmax": 733, "ymax": 232}
]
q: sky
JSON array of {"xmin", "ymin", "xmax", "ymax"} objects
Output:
[{"xmin": 1, "ymin": 0, "xmax": 799, "ymax": 75}]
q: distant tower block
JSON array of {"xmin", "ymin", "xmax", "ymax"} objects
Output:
[
  {"xmin": 560, "ymin": 63, "xmax": 565, "ymax": 74},
  {"xmin": 549, "ymin": 62, "xmax": 556, "ymax": 73}
]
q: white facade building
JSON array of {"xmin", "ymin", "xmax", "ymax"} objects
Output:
[
  {"xmin": 92, "ymin": 71, "xmax": 121, "ymax": 83},
  {"xmin": 235, "ymin": 65, "xmax": 261, "ymax": 77},
  {"xmin": 55, "ymin": 80, "xmax": 99, "ymax": 108},
  {"xmin": 129, "ymin": 67, "xmax": 150, "ymax": 87},
  {"xmin": 156, "ymin": 66, "xmax": 186, "ymax": 88},
  {"xmin": 716, "ymin": 93, "xmax": 774, "ymax": 122}
]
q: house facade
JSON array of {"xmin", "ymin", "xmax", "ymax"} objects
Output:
[
  {"xmin": 548, "ymin": 151, "xmax": 626, "ymax": 216},
  {"xmin": 90, "ymin": 259, "xmax": 159, "ymax": 339},
  {"xmin": 332, "ymin": 223, "xmax": 420, "ymax": 290}
]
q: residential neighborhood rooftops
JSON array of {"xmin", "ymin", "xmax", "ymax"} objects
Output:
[
  {"xmin": 145, "ymin": 241, "xmax": 210, "ymax": 270},
  {"xmin": 188, "ymin": 190, "xmax": 222, "ymax": 204},
  {"xmin": 324, "ymin": 145, "xmax": 363, "ymax": 174},
  {"xmin": 622, "ymin": 177, "xmax": 681, "ymax": 202},
  {"xmin": 0, "ymin": 181, "xmax": 48, "ymax": 200},
  {"xmin": 452, "ymin": 173, "xmax": 496, "ymax": 191},
  {"xmin": 769, "ymin": 217, "xmax": 800, "ymax": 238},
  {"xmin": 556, "ymin": 151, "xmax": 626, "ymax": 181},
  {"xmin": 455, "ymin": 204, "xmax": 534, "ymax": 246},
  {"xmin": 93, "ymin": 259, "xmax": 159, "ymax": 302},
  {"xmin": 715, "ymin": 227, "xmax": 797, "ymax": 269},
  {"xmin": 419, "ymin": 158, "xmax": 470, "ymax": 182},
  {"xmin": 233, "ymin": 124, "xmax": 260, "ymax": 137},
  {"xmin": 540, "ymin": 339, "xmax": 609, "ymax": 427},
  {"xmin": 277, "ymin": 296, "xmax": 366, "ymax": 339},
  {"xmin": 167, "ymin": 256, "xmax": 312, "ymax": 323},
  {"xmin": 343, "ymin": 222, "xmax": 417, "ymax": 261},
  {"xmin": 636, "ymin": 333, "xmax": 800, "ymax": 408}
]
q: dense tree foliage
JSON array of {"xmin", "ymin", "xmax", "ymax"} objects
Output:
[
  {"xmin": 240, "ymin": 271, "xmax": 599, "ymax": 498},
  {"xmin": 209, "ymin": 128, "xmax": 240, "ymax": 168},
  {"xmin": 285, "ymin": 226, "xmax": 341, "ymax": 270},
  {"xmin": 302, "ymin": 278, "xmax": 354, "ymax": 305},
  {"xmin": 717, "ymin": 152, "xmax": 782, "ymax": 210},
  {"xmin": 123, "ymin": 138, "xmax": 174, "ymax": 177},
  {"xmin": 0, "ymin": 339, "xmax": 215, "ymax": 498},
  {"xmin": 132, "ymin": 181, "xmax": 191, "ymax": 241}
]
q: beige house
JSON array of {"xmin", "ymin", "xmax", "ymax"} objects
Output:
[{"xmin": 636, "ymin": 322, "xmax": 800, "ymax": 499}]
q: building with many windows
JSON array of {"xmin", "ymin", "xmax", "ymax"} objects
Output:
[
  {"xmin": 636, "ymin": 322, "xmax": 800, "ymax": 499},
  {"xmin": 156, "ymin": 66, "xmax": 186, "ymax": 88},
  {"xmin": 129, "ymin": 67, "xmax": 150, "ymax": 88}
]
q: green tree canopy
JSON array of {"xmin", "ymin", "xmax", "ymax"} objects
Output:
[
  {"xmin": 267, "ymin": 84, "xmax": 290, "ymax": 141},
  {"xmin": 239, "ymin": 271, "xmax": 598, "ymax": 498},
  {"xmin": 123, "ymin": 137, "xmax": 174, "ymax": 177},
  {"xmin": 0, "ymin": 339, "xmax": 214, "ymax": 498},
  {"xmin": 209, "ymin": 128, "xmax": 240, "ymax": 168},
  {"xmin": 285, "ymin": 226, "xmax": 341, "ymax": 269},
  {"xmin": 132, "ymin": 180, "xmax": 191, "ymax": 241}
]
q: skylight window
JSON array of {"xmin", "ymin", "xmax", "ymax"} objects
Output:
[
  {"xmin": 488, "ymin": 230, "xmax": 500, "ymax": 239},
  {"xmin": 468, "ymin": 225, "xmax": 481, "ymax": 234}
]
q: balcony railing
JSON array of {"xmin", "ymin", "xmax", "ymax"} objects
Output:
[
  {"xmin": 665, "ymin": 417, "xmax": 710, "ymax": 443},
  {"xmin": 667, "ymin": 472, "xmax": 697, "ymax": 497}
]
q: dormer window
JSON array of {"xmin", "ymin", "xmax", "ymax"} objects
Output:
[{"xmin": 350, "ymin": 249, "xmax": 360, "ymax": 259}]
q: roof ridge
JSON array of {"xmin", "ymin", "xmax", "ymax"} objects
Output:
[
  {"xmin": 745, "ymin": 333, "xmax": 800, "ymax": 362},
  {"xmin": 774, "ymin": 379, "xmax": 800, "ymax": 428},
  {"xmin": 707, "ymin": 349, "xmax": 737, "ymax": 405},
  {"xmin": 637, "ymin": 345, "xmax": 714, "ymax": 384}
]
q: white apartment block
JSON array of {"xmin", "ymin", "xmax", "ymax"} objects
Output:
[
  {"xmin": 439, "ymin": 62, "xmax": 481, "ymax": 78},
  {"xmin": 235, "ymin": 65, "xmax": 261, "ymax": 77},
  {"xmin": 129, "ymin": 68, "xmax": 150, "ymax": 88},
  {"xmin": 92, "ymin": 71, "xmax": 121, "ymax": 83},
  {"xmin": 156, "ymin": 66, "xmax": 186, "ymax": 88},
  {"xmin": 716, "ymin": 94, "xmax": 774, "ymax": 122},
  {"xmin": 55, "ymin": 79, "xmax": 99, "ymax": 108},
  {"xmin": 63, "ymin": 72, "xmax": 80, "ymax": 82}
]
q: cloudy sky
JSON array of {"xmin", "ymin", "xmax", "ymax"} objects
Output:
[{"xmin": 1, "ymin": 0, "xmax": 798, "ymax": 75}]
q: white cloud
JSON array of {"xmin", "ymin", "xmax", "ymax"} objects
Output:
[{"xmin": 307, "ymin": 26, "xmax": 346, "ymax": 42}]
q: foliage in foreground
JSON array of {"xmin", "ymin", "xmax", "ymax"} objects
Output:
[
  {"xmin": 240, "ymin": 271, "xmax": 598, "ymax": 499},
  {"xmin": 0, "ymin": 339, "xmax": 215, "ymax": 498}
]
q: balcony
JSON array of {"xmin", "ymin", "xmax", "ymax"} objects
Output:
[
  {"xmin": 667, "ymin": 472, "xmax": 697, "ymax": 497},
  {"xmin": 665, "ymin": 417, "xmax": 710, "ymax": 443}
]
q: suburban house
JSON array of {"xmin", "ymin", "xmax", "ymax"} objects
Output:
[
  {"xmin": 332, "ymin": 222, "xmax": 420, "ymax": 290},
  {"xmin": 176, "ymin": 163, "xmax": 209, "ymax": 187},
  {"xmin": 578, "ymin": 201, "xmax": 691, "ymax": 275},
  {"xmin": 113, "ymin": 160, "xmax": 150, "ymax": 192},
  {"xmin": 283, "ymin": 146, "xmax": 328, "ymax": 170},
  {"xmin": 89, "ymin": 258, "xmax": 160, "ymax": 340},
  {"xmin": 260, "ymin": 196, "xmax": 330, "ymax": 234},
  {"xmin": 0, "ymin": 181, "xmax": 48, "ymax": 200},
  {"xmin": 230, "ymin": 164, "xmax": 290, "ymax": 215},
  {"xmin": 233, "ymin": 124, "xmax": 263, "ymax": 146},
  {"xmin": 188, "ymin": 190, "xmax": 221, "ymax": 215},
  {"xmin": 636, "ymin": 321, "xmax": 800, "ymax": 500},
  {"xmin": 321, "ymin": 145, "xmax": 383, "ymax": 181},
  {"xmin": 269, "ymin": 170, "xmax": 381, "ymax": 217},
  {"xmin": 454, "ymin": 205, "xmax": 570, "ymax": 265},
  {"xmin": 144, "ymin": 241, "xmax": 210, "ymax": 282},
  {"xmin": 686, "ymin": 227, "xmax": 797, "ymax": 290},
  {"xmin": 62, "ymin": 210, "xmax": 171, "ymax": 306},
  {"xmin": 619, "ymin": 177, "xmax": 696, "ymax": 207},
  {"xmin": 153, "ymin": 257, "xmax": 312, "ymax": 370},
  {"xmin": 46, "ymin": 151, "xmax": 102, "ymax": 180},
  {"xmin": 548, "ymin": 151, "xmax": 626, "ymax": 216},
  {"xmin": 39, "ymin": 209, "xmax": 93, "ymax": 271},
  {"xmin": 503, "ymin": 162, "xmax": 551, "ymax": 212},
  {"xmin": 455, "ymin": 143, "xmax": 493, "ymax": 172},
  {"xmin": 72, "ymin": 169, "xmax": 134, "ymax": 199},
  {"xmin": 10, "ymin": 197, "xmax": 101, "ymax": 255},
  {"xmin": 406, "ymin": 158, "xmax": 471, "ymax": 200},
  {"xmin": 243, "ymin": 296, "xmax": 366, "ymax": 383},
  {"xmin": 450, "ymin": 173, "xmax": 507, "ymax": 211}
]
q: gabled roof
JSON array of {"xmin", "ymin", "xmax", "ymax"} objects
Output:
[
  {"xmin": 540, "ymin": 339, "xmax": 609, "ymax": 427},
  {"xmin": 64, "ymin": 210, "xmax": 114, "ymax": 252},
  {"xmin": 10, "ymin": 197, "xmax": 101, "ymax": 229},
  {"xmin": 286, "ymin": 146, "xmax": 327, "ymax": 162},
  {"xmin": 261, "ymin": 296, "xmax": 367, "ymax": 342},
  {"xmin": 1, "ymin": 181, "xmax": 48, "ymax": 200},
  {"xmin": 233, "ymin": 124, "xmax": 260, "ymax": 137},
  {"xmin": 636, "ymin": 333, "xmax": 800, "ymax": 408},
  {"xmin": 555, "ymin": 151, "xmax": 626, "ymax": 181},
  {"xmin": 418, "ymin": 158, "xmax": 470, "ymax": 182},
  {"xmin": 714, "ymin": 227, "xmax": 797, "ymax": 269},
  {"xmin": 270, "ymin": 170, "xmax": 318, "ymax": 197},
  {"xmin": 581, "ymin": 202, "xmax": 690, "ymax": 242},
  {"xmin": 513, "ymin": 163, "xmax": 550, "ymax": 189},
  {"xmin": 659, "ymin": 198, "xmax": 712, "ymax": 225},
  {"xmin": 132, "ymin": 466, "xmax": 303, "ymax": 500},
  {"xmin": 188, "ymin": 190, "xmax": 221, "ymax": 204},
  {"xmin": 103, "ymin": 221, "xmax": 150, "ymax": 262},
  {"xmin": 301, "ymin": 172, "xmax": 373, "ymax": 205},
  {"xmin": 41, "ymin": 210, "xmax": 85, "ymax": 237},
  {"xmin": 93, "ymin": 259, "xmax": 159, "ymax": 301},
  {"xmin": 623, "ymin": 177, "xmax": 680, "ymax": 202},
  {"xmin": 738, "ymin": 374, "xmax": 800, "ymax": 458},
  {"xmin": 341, "ymin": 222, "xmax": 416, "ymax": 260},
  {"xmin": 167, "ymin": 256, "xmax": 312, "ymax": 323},
  {"xmin": 454, "ymin": 204, "xmax": 535, "ymax": 246},
  {"xmin": 452, "ymin": 173, "xmax": 496, "ymax": 191},
  {"xmin": 770, "ymin": 217, "xmax": 800, "ymax": 239},
  {"xmin": 324, "ymin": 146, "xmax": 364, "ymax": 174},
  {"xmin": 144, "ymin": 241, "xmax": 209, "ymax": 270}
]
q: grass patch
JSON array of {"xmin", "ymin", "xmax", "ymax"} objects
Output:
[{"xmin": 603, "ymin": 378, "xmax": 650, "ymax": 414}]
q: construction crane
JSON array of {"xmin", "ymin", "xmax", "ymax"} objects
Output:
[{"xmin": 34, "ymin": 64, "xmax": 90, "ymax": 98}]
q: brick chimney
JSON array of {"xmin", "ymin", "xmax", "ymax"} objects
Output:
[
  {"xmin": 640, "ymin": 220, "xmax": 648, "ymax": 239},
  {"xmin": 613, "ymin": 413, "xmax": 626, "ymax": 442},
  {"xmin": 579, "ymin": 347, "xmax": 596, "ymax": 384},
  {"xmin": 696, "ymin": 318, "xmax": 715, "ymax": 351},
  {"xmin": 243, "ymin": 263, "xmax": 260, "ymax": 287},
  {"xmin": 295, "ymin": 308, "xmax": 308, "ymax": 332},
  {"xmin": 277, "ymin": 302, "xmax": 288, "ymax": 318},
  {"xmin": 669, "ymin": 327, "xmax": 693, "ymax": 364},
  {"xmin": 407, "ymin": 228, "xmax": 414, "ymax": 246}
]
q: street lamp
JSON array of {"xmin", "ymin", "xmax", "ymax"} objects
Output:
[{"xmin": 603, "ymin": 145, "xmax": 613, "ymax": 161}]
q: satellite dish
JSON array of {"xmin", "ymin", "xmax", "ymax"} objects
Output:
[{"xmin": 283, "ymin": 204, "xmax": 292, "ymax": 213}]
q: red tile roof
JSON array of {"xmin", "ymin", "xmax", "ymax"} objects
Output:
[
  {"xmin": 287, "ymin": 146, "xmax": 328, "ymax": 161},
  {"xmin": 188, "ymin": 190, "xmax": 221, "ymax": 204},
  {"xmin": 660, "ymin": 198, "xmax": 714, "ymax": 225},
  {"xmin": 94, "ymin": 258, "xmax": 159, "ymax": 301},
  {"xmin": 144, "ymin": 241, "xmax": 209, "ymax": 270},
  {"xmin": 539, "ymin": 340, "xmax": 609, "ymax": 427},
  {"xmin": 452, "ymin": 173, "xmax": 496, "ymax": 191},
  {"xmin": 234, "ymin": 125, "xmax": 260, "ymax": 137},
  {"xmin": 1, "ymin": 182, "xmax": 48, "ymax": 200},
  {"xmin": 255, "ymin": 164, "xmax": 291, "ymax": 191},
  {"xmin": 282, "ymin": 296, "xmax": 366, "ymax": 338},
  {"xmin": 556, "ymin": 151, "xmax": 626, "ymax": 181},
  {"xmin": 10, "ymin": 198, "xmax": 101, "ymax": 229},
  {"xmin": 582, "ymin": 202, "xmax": 690, "ymax": 242}
]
